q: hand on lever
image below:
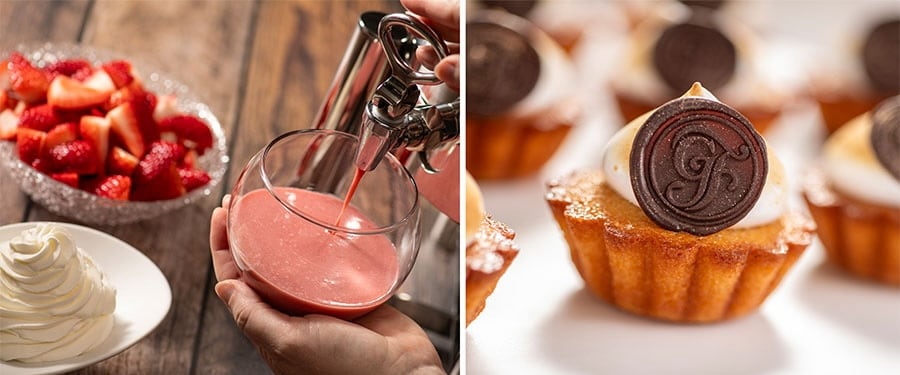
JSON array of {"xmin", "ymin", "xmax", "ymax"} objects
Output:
[{"xmin": 402, "ymin": 0, "xmax": 460, "ymax": 92}]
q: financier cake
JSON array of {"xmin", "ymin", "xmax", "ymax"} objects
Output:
[{"xmin": 547, "ymin": 83, "xmax": 815, "ymax": 323}]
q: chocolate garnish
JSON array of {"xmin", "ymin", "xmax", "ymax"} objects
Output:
[
  {"xmin": 870, "ymin": 95, "xmax": 900, "ymax": 180},
  {"xmin": 630, "ymin": 97, "xmax": 767, "ymax": 236},
  {"xmin": 652, "ymin": 20, "xmax": 736, "ymax": 92},
  {"xmin": 479, "ymin": 0, "xmax": 538, "ymax": 18},
  {"xmin": 862, "ymin": 19, "xmax": 900, "ymax": 93},
  {"xmin": 467, "ymin": 19, "xmax": 541, "ymax": 116},
  {"xmin": 678, "ymin": 0, "xmax": 727, "ymax": 11}
]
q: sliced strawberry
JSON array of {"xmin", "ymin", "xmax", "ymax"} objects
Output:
[
  {"xmin": 82, "ymin": 70, "xmax": 117, "ymax": 95},
  {"xmin": 107, "ymin": 146, "xmax": 139, "ymax": 176},
  {"xmin": 0, "ymin": 90, "xmax": 18, "ymax": 112},
  {"xmin": 157, "ymin": 115, "xmax": 213, "ymax": 154},
  {"xmin": 79, "ymin": 115, "xmax": 111, "ymax": 171},
  {"xmin": 17, "ymin": 104, "xmax": 60, "ymax": 132},
  {"xmin": 7, "ymin": 52, "xmax": 50, "ymax": 103},
  {"xmin": 89, "ymin": 175, "xmax": 131, "ymax": 200},
  {"xmin": 180, "ymin": 149, "xmax": 199, "ymax": 169},
  {"xmin": 152, "ymin": 94, "xmax": 179, "ymax": 122},
  {"xmin": 50, "ymin": 172, "xmax": 80, "ymax": 188},
  {"xmin": 106, "ymin": 102, "xmax": 146, "ymax": 157},
  {"xmin": 30, "ymin": 157, "xmax": 52, "ymax": 173},
  {"xmin": 15, "ymin": 127, "xmax": 46, "ymax": 164},
  {"xmin": 132, "ymin": 141, "xmax": 186, "ymax": 201},
  {"xmin": 179, "ymin": 168, "xmax": 210, "ymax": 192},
  {"xmin": 43, "ymin": 58, "xmax": 93, "ymax": 81},
  {"xmin": 0, "ymin": 109, "xmax": 18, "ymax": 140},
  {"xmin": 101, "ymin": 60, "xmax": 134, "ymax": 88},
  {"xmin": 45, "ymin": 122, "xmax": 78, "ymax": 151},
  {"xmin": 47, "ymin": 76, "xmax": 110, "ymax": 110},
  {"xmin": 129, "ymin": 87, "xmax": 159, "ymax": 147},
  {"xmin": 47, "ymin": 140, "xmax": 99, "ymax": 174}
]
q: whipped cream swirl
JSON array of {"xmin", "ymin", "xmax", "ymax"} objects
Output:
[
  {"xmin": 0, "ymin": 224, "xmax": 116, "ymax": 363},
  {"xmin": 823, "ymin": 112, "xmax": 900, "ymax": 207},
  {"xmin": 602, "ymin": 84, "xmax": 787, "ymax": 229}
]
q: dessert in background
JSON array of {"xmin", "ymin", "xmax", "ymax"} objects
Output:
[
  {"xmin": 466, "ymin": 10, "xmax": 581, "ymax": 180},
  {"xmin": 804, "ymin": 96, "xmax": 900, "ymax": 286},
  {"xmin": 810, "ymin": 18, "xmax": 900, "ymax": 134},
  {"xmin": 0, "ymin": 223, "xmax": 116, "ymax": 362},
  {"xmin": 473, "ymin": 0, "xmax": 584, "ymax": 55},
  {"xmin": 609, "ymin": 5, "xmax": 789, "ymax": 134},
  {"xmin": 546, "ymin": 83, "xmax": 814, "ymax": 323},
  {"xmin": 465, "ymin": 172, "xmax": 518, "ymax": 325}
]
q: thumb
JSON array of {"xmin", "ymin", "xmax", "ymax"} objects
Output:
[{"xmin": 215, "ymin": 280, "xmax": 291, "ymax": 347}]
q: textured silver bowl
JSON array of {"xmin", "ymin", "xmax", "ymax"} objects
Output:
[{"xmin": 0, "ymin": 42, "xmax": 228, "ymax": 225}]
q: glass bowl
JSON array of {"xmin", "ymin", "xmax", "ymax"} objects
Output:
[{"xmin": 0, "ymin": 42, "xmax": 228, "ymax": 225}]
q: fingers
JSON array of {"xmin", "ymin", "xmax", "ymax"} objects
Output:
[
  {"xmin": 210, "ymin": 195, "xmax": 239, "ymax": 281},
  {"xmin": 354, "ymin": 304, "xmax": 424, "ymax": 338},
  {"xmin": 401, "ymin": 0, "xmax": 460, "ymax": 43},
  {"xmin": 215, "ymin": 280, "xmax": 294, "ymax": 348},
  {"xmin": 434, "ymin": 54, "xmax": 459, "ymax": 92}
]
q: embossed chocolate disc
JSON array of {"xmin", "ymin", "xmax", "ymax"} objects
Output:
[
  {"xmin": 862, "ymin": 19, "xmax": 900, "ymax": 93},
  {"xmin": 871, "ymin": 96, "xmax": 900, "ymax": 180},
  {"xmin": 479, "ymin": 0, "xmax": 538, "ymax": 18},
  {"xmin": 652, "ymin": 21, "xmax": 736, "ymax": 92},
  {"xmin": 467, "ymin": 20, "xmax": 541, "ymax": 116},
  {"xmin": 630, "ymin": 97, "xmax": 767, "ymax": 236}
]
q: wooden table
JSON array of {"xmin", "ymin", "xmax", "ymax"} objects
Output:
[{"xmin": 0, "ymin": 1, "xmax": 459, "ymax": 373}]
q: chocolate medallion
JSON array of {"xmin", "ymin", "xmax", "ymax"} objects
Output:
[
  {"xmin": 630, "ymin": 97, "xmax": 767, "ymax": 236},
  {"xmin": 652, "ymin": 20, "xmax": 736, "ymax": 92},
  {"xmin": 466, "ymin": 19, "xmax": 541, "ymax": 116},
  {"xmin": 862, "ymin": 19, "xmax": 900, "ymax": 93},
  {"xmin": 870, "ymin": 95, "xmax": 900, "ymax": 180}
]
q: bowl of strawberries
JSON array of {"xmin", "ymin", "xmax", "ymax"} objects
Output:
[{"xmin": 0, "ymin": 43, "xmax": 228, "ymax": 225}]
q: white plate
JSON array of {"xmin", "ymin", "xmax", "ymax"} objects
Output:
[
  {"xmin": 466, "ymin": 3, "xmax": 900, "ymax": 373},
  {"xmin": 0, "ymin": 222, "xmax": 172, "ymax": 375}
]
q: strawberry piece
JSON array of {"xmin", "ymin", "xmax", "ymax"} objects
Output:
[
  {"xmin": 79, "ymin": 115, "xmax": 111, "ymax": 172},
  {"xmin": 44, "ymin": 59, "xmax": 93, "ymax": 81},
  {"xmin": 0, "ymin": 90, "xmax": 18, "ymax": 112},
  {"xmin": 15, "ymin": 127, "xmax": 46, "ymax": 164},
  {"xmin": 107, "ymin": 146, "xmax": 139, "ymax": 176},
  {"xmin": 107, "ymin": 102, "xmax": 146, "ymax": 157},
  {"xmin": 90, "ymin": 175, "xmax": 132, "ymax": 201},
  {"xmin": 82, "ymin": 70, "xmax": 117, "ymax": 96},
  {"xmin": 179, "ymin": 168, "xmax": 211, "ymax": 192},
  {"xmin": 50, "ymin": 172, "xmax": 80, "ymax": 188},
  {"xmin": 0, "ymin": 109, "xmax": 18, "ymax": 140},
  {"xmin": 7, "ymin": 52, "xmax": 50, "ymax": 103},
  {"xmin": 30, "ymin": 157, "xmax": 52, "ymax": 173},
  {"xmin": 157, "ymin": 115, "xmax": 213, "ymax": 154},
  {"xmin": 47, "ymin": 76, "xmax": 111, "ymax": 110},
  {"xmin": 129, "ymin": 87, "xmax": 159, "ymax": 147},
  {"xmin": 47, "ymin": 140, "xmax": 99, "ymax": 175},
  {"xmin": 101, "ymin": 60, "xmax": 134, "ymax": 88},
  {"xmin": 17, "ymin": 104, "xmax": 61, "ymax": 132},
  {"xmin": 180, "ymin": 149, "xmax": 199, "ymax": 169},
  {"xmin": 132, "ymin": 141, "xmax": 186, "ymax": 201},
  {"xmin": 45, "ymin": 122, "xmax": 78, "ymax": 151}
]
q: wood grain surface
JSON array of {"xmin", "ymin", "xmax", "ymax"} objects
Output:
[{"xmin": 1, "ymin": 1, "xmax": 457, "ymax": 374}]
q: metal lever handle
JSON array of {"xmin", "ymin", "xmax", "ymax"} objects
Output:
[{"xmin": 378, "ymin": 13, "xmax": 449, "ymax": 87}]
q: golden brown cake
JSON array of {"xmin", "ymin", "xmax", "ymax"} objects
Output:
[
  {"xmin": 465, "ymin": 172, "xmax": 519, "ymax": 325},
  {"xmin": 466, "ymin": 10, "xmax": 581, "ymax": 180},
  {"xmin": 803, "ymin": 97, "xmax": 900, "ymax": 286},
  {"xmin": 546, "ymin": 83, "xmax": 815, "ymax": 323}
]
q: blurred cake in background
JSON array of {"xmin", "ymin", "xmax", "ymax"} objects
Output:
[
  {"xmin": 466, "ymin": 9, "xmax": 581, "ymax": 180},
  {"xmin": 609, "ymin": 4, "xmax": 791, "ymax": 134},
  {"xmin": 810, "ymin": 17, "xmax": 900, "ymax": 135}
]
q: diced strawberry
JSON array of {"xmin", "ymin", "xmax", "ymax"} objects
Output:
[
  {"xmin": 0, "ymin": 90, "xmax": 18, "ymax": 112},
  {"xmin": 179, "ymin": 168, "xmax": 210, "ymax": 191},
  {"xmin": 43, "ymin": 59, "xmax": 93, "ymax": 81},
  {"xmin": 15, "ymin": 127, "xmax": 46, "ymax": 164},
  {"xmin": 101, "ymin": 60, "xmax": 134, "ymax": 88},
  {"xmin": 79, "ymin": 115, "xmax": 111, "ymax": 171},
  {"xmin": 129, "ymin": 87, "xmax": 159, "ymax": 147},
  {"xmin": 107, "ymin": 102, "xmax": 146, "ymax": 157},
  {"xmin": 50, "ymin": 172, "xmax": 80, "ymax": 188},
  {"xmin": 82, "ymin": 70, "xmax": 117, "ymax": 95},
  {"xmin": 157, "ymin": 115, "xmax": 213, "ymax": 154},
  {"xmin": 45, "ymin": 122, "xmax": 78, "ymax": 151},
  {"xmin": 47, "ymin": 140, "xmax": 99, "ymax": 175},
  {"xmin": 47, "ymin": 75, "xmax": 110, "ymax": 110},
  {"xmin": 7, "ymin": 52, "xmax": 50, "ymax": 103},
  {"xmin": 153, "ymin": 94, "xmax": 179, "ymax": 122},
  {"xmin": 89, "ymin": 174, "xmax": 132, "ymax": 201},
  {"xmin": 180, "ymin": 149, "xmax": 199, "ymax": 169},
  {"xmin": 107, "ymin": 146, "xmax": 139, "ymax": 176},
  {"xmin": 0, "ymin": 109, "xmax": 18, "ymax": 140},
  {"xmin": 132, "ymin": 141, "xmax": 186, "ymax": 201},
  {"xmin": 17, "ymin": 104, "xmax": 60, "ymax": 132}
]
